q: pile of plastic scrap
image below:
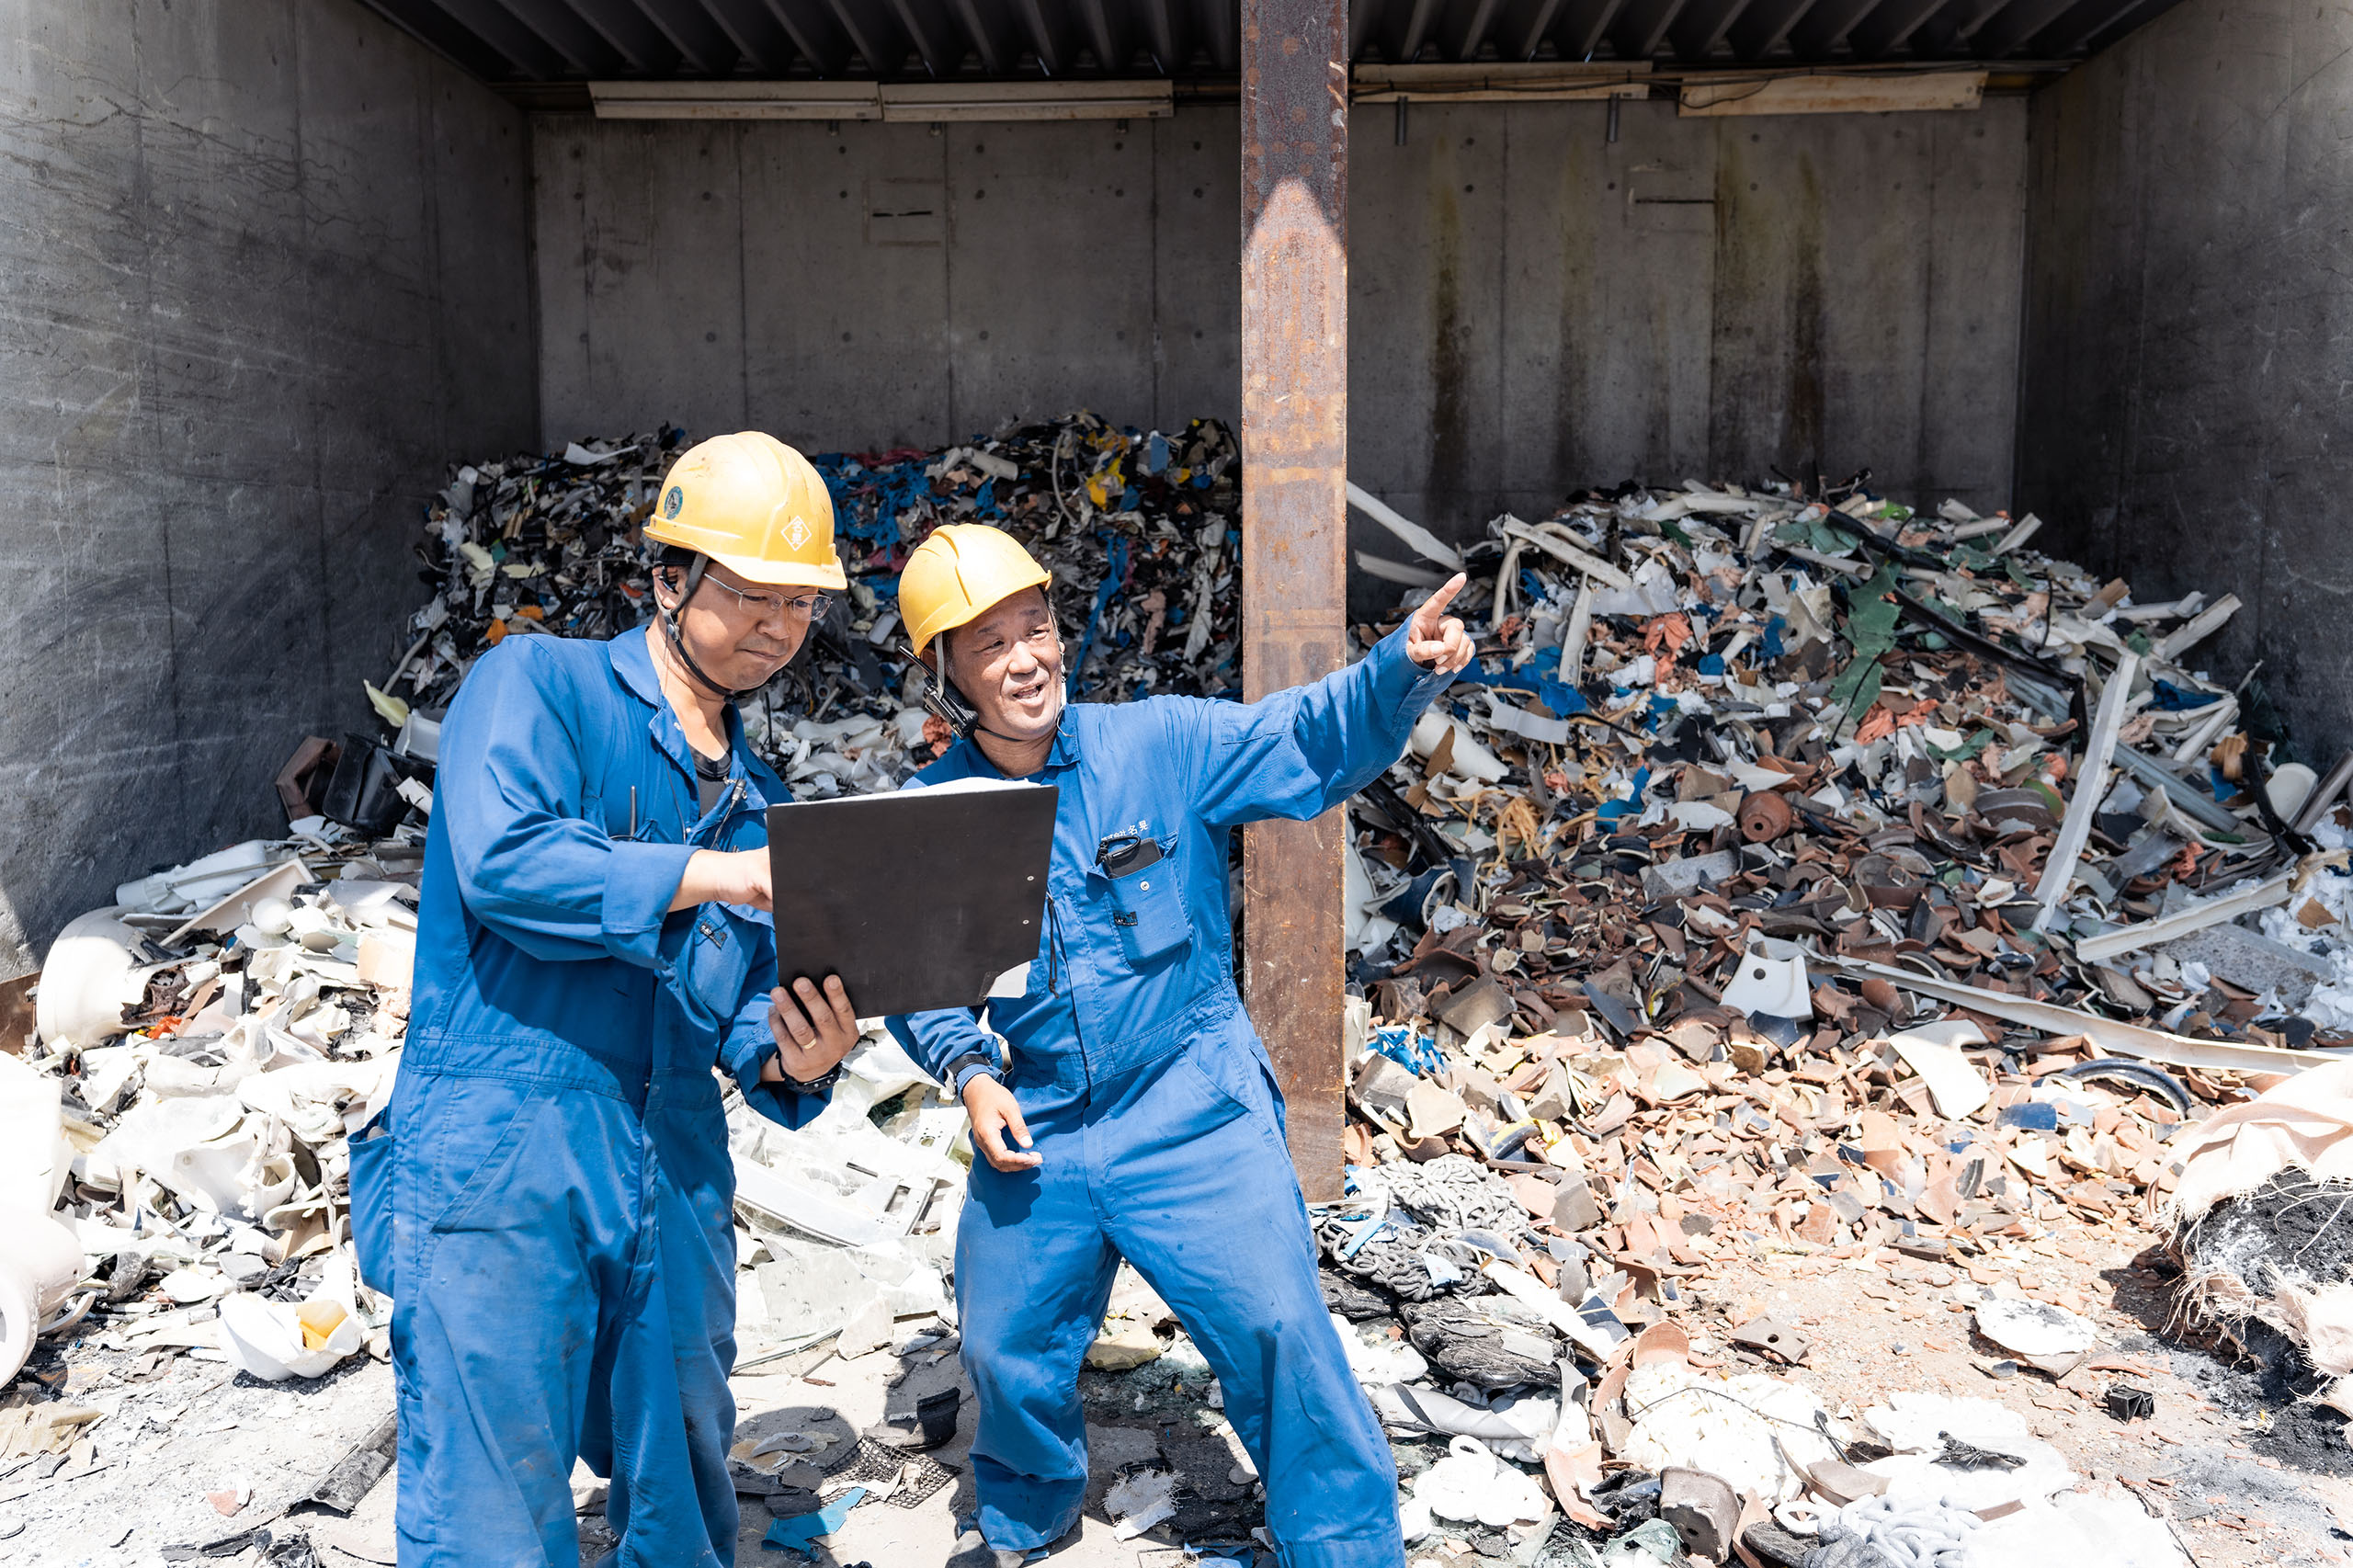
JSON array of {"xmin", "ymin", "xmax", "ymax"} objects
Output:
[
  {"xmin": 6, "ymin": 830, "xmax": 415, "ymax": 1398},
  {"xmin": 1319, "ymin": 472, "xmax": 2353, "ymax": 1561},
  {"xmin": 318, "ymin": 413, "xmax": 1241, "ymax": 829},
  {"xmin": 0, "ymin": 411, "xmax": 1242, "ymax": 1552}
]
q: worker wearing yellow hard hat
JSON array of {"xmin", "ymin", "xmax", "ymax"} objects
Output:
[
  {"xmin": 887, "ymin": 523, "xmax": 1474, "ymax": 1568},
  {"xmin": 358, "ymin": 431, "xmax": 863, "ymax": 1566},
  {"xmin": 642, "ymin": 429, "xmax": 847, "ymax": 699}
]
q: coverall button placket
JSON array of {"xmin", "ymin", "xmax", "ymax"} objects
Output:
[
  {"xmin": 892, "ymin": 627, "xmax": 1443, "ymax": 1568},
  {"xmin": 376, "ymin": 630, "xmax": 828, "ymax": 1568}
]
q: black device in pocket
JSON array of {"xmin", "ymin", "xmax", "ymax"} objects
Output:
[
  {"xmin": 1097, "ymin": 831, "xmax": 1189, "ymax": 964},
  {"xmin": 1097, "ymin": 833, "xmax": 1163, "ymax": 879}
]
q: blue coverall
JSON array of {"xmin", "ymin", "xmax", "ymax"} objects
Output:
[
  {"xmin": 349, "ymin": 630, "xmax": 824, "ymax": 1568},
  {"xmin": 891, "ymin": 622, "xmax": 1451, "ymax": 1568}
]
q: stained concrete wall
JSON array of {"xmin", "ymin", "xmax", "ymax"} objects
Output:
[
  {"xmin": 532, "ymin": 97, "xmax": 2029, "ymax": 568},
  {"xmin": 2018, "ymin": 0, "xmax": 2353, "ymax": 762},
  {"xmin": 0, "ymin": 0, "xmax": 537, "ymax": 974}
]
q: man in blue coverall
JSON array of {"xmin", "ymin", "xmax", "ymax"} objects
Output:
[
  {"xmin": 351, "ymin": 432, "xmax": 870, "ymax": 1567},
  {"xmin": 886, "ymin": 524, "xmax": 1474, "ymax": 1568}
]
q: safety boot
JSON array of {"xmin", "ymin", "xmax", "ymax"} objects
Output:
[{"xmin": 944, "ymin": 1527, "xmax": 1028, "ymax": 1568}]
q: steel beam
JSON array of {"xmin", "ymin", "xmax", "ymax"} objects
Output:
[
  {"xmin": 559, "ymin": 0, "xmax": 684, "ymax": 70},
  {"xmin": 1240, "ymin": 0, "xmax": 1349, "ymax": 1202},
  {"xmin": 890, "ymin": 0, "xmax": 972, "ymax": 73},
  {"xmin": 824, "ymin": 0, "xmax": 911, "ymax": 73},
  {"xmin": 1500, "ymin": 0, "xmax": 1570, "ymax": 58},
  {"xmin": 1669, "ymin": 0, "xmax": 1754, "ymax": 58},
  {"xmin": 488, "ymin": 0, "xmax": 624, "ymax": 73},
  {"xmin": 693, "ymin": 0, "xmax": 796, "ymax": 68},
  {"xmin": 1552, "ymin": 0, "xmax": 1632, "ymax": 61},
  {"xmin": 638, "ymin": 0, "xmax": 742, "ymax": 69},
  {"xmin": 1015, "ymin": 0, "xmax": 1077, "ymax": 73},
  {"xmin": 1134, "ymin": 0, "xmax": 1196, "ymax": 70},
  {"xmin": 1726, "ymin": 0, "xmax": 1815, "ymax": 57},
  {"xmin": 948, "ymin": 0, "xmax": 1021, "ymax": 72},
  {"xmin": 1609, "ymin": 0, "xmax": 1690, "ymax": 60},
  {"xmin": 1971, "ymin": 0, "xmax": 2076, "ymax": 53},
  {"xmin": 1439, "ymin": 0, "xmax": 1506, "ymax": 58},
  {"xmin": 1843, "ymin": 0, "xmax": 1948, "ymax": 55},
  {"xmin": 1785, "ymin": 0, "xmax": 1876, "ymax": 56},
  {"xmin": 1074, "ymin": 0, "xmax": 1138, "ymax": 67},
  {"xmin": 767, "ymin": 0, "xmax": 852, "ymax": 73},
  {"xmin": 361, "ymin": 0, "xmax": 530, "ymax": 77},
  {"xmin": 1197, "ymin": 0, "xmax": 1242, "ymax": 70},
  {"xmin": 1382, "ymin": 0, "xmax": 1444, "ymax": 60}
]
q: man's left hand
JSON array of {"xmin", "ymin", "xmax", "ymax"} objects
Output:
[
  {"xmin": 1406, "ymin": 573, "xmax": 1475, "ymax": 674},
  {"xmin": 762, "ymin": 975, "xmax": 859, "ymax": 1084}
]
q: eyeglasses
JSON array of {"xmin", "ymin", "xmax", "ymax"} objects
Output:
[{"xmin": 697, "ymin": 576, "xmax": 833, "ymax": 621}]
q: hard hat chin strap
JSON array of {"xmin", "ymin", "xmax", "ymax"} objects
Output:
[{"xmin": 657, "ymin": 556, "xmax": 765, "ymax": 703}]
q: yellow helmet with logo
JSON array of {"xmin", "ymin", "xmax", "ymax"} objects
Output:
[
  {"xmin": 899, "ymin": 524, "xmax": 1054, "ymax": 659},
  {"xmin": 643, "ymin": 432, "xmax": 847, "ymax": 589}
]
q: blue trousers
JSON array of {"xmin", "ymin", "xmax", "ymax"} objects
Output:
[
  {"xmin": 354, "ymin": 1038, "xmax": 740, "ymax": 1568},
  {"xmin": 956, "ymin": 1036, "xmax": 1404, "ymax": 1568}
]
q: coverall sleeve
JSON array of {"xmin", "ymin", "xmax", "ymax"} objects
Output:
[
  {"xmin": 1188, "ymin": 621, "xmax": 1454, "ymax": 829},
  {"xmin": 437, "ymin": 639, "xmax": 697, "ymax": 967},
  {"xmin": 718, "ymin": 918, "xmax": 833, "ymax": 1130},
  {"xmin": 885, "ymin": 1008, "xmax": 1003, "ymax": 1096}
]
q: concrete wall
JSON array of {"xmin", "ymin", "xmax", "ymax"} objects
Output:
[
  {"xmin": 533, "ymin": 97, "xmax": 2029, "ymax": 564},
  {"xmin": 0, "ymin": 0, "xmax": 537, "ymax": 973},
  {"xmin": 2018, "ymin": 0, "xmax": 2353, "ymax": 762}
]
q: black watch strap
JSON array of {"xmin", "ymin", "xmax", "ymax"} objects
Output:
[
  {"xmin": 943, "ymin": 1049, "xmax": 1000, "ymax": 1088},
  {"xmin": 781, "ymin": 1061, "xmax": 843, "ymax": 1094}
]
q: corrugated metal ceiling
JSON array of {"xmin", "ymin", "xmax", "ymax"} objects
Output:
[{"xmin": 360, "ymin": 0, "xmax": 2171, "ymax": 84}]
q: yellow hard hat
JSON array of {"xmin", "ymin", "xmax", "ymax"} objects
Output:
[
  {"xmin": 900, "ymin": 525, "xmax": 1053, "ymax": 658},
  {"xmin": 643, "ymin": 432, "xmax": 847, "ymax": 590}
]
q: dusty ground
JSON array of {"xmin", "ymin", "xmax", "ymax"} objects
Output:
[{"xmin": 6, "ymin": 1208, "xmax": 2350, "ymax": 1567}]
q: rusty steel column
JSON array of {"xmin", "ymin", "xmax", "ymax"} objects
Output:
[{"xmin": 1240, "ymin": 0, "xmax": 1349, "ymax": 1201}]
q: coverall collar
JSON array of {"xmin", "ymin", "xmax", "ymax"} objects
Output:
[
  {"xmin": 958, "ymin": 706, "xmax": 1081, "ymax": 782},
  {"xmin": 608, "ymin": 628, "xmax": 748, "ymax": 779}
]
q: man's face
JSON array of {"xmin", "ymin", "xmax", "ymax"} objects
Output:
[
  {"xmin": 663, "ymin": 562, "xmax": 821, "ymax": 691},
  {"xmin": 945, "ymin": 587, "xmax": 1063, "ymax": 742}
]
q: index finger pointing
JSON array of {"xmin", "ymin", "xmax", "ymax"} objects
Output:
[{"xmin": 1416, "ymin": 573, "xmax": 1469, "ymax": 627}]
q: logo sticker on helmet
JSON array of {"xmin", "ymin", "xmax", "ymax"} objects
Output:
[
  {"xmin": 663, "ymin": 485, "xmax": 684, "ymax": 519},
  {"xmin": 784, "ymin": 516, "xmax": 812, "ymax": 551}
]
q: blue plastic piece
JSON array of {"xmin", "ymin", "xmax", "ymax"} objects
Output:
[
  {"xmin": 1368, "ymin": 1025, "xmax": 1445, "ymax": 1077},
  {"xmin": 1998, "ymin": 1101, "xmax": 2062, "ymax": 1131},
  {"xmin": 762, "ymin": 1488, "xmax": 866, "ymax": 1555}
]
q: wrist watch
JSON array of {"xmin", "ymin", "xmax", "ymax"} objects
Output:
[
  {"xmin": 780, "ymin": 1059, "xmax": 843, "ymax": 1095},
  {"xmin": 943, "ymin": 1049, "xmax": 1003, "ymax": 1096}
]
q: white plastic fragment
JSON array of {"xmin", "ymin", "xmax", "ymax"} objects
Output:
[
  {"xmin": 1884, "ymin": 1019, "xmax": 1991, "ymax": 1119},
  {"xmin": 1972, "ymin": 1297, "xmax": 2097, "ymax": 1358},
  {"xmin": 1721, "ymin": 941, "xmax": 1813, "ymax": 1019},
  {"xmin": 1347, "ymin": 482, "xmax": 1463, "ymax": 570}
]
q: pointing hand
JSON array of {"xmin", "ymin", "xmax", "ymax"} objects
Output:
[{"xmin": 1406, "ymin": 573, "xmax": 1475, "ymax": 674}]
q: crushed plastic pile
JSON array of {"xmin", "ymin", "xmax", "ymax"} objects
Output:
[
  {"xmin": 360, "ymin": 412, "xmax": 1241, "ymax": 803},
  {"xmin": 1303, "ymin": 477, "xmax": 2353, "ymax": 1562},
  {"xmin": 0, "ymin": 414, "xmax": 1246, "ymax": 1559},
  {"xmin": 7, "ymin": 454, "xmax": 2352, "ymax": 1563}
]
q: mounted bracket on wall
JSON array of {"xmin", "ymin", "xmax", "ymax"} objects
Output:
[{"xmin": 588, "ymin": 79, "xmax": 1176, "ymax": 122}]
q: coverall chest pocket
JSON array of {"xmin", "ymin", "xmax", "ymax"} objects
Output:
[
  {"xmin": 1102, "ymin": 832, "xmax": 1190, "ymax": 967},
  {"xmin": 666, "ymin": 903, "xmax": 759, "ymax": 1037}
]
